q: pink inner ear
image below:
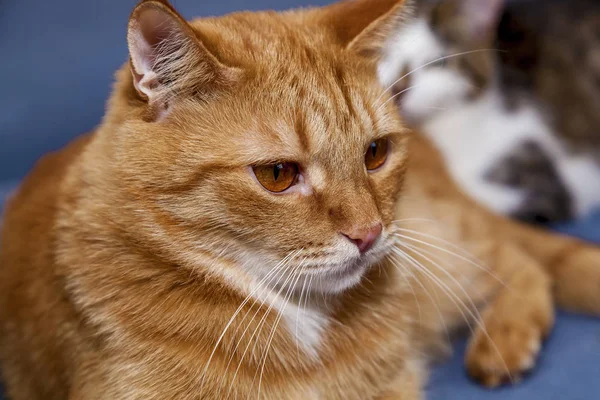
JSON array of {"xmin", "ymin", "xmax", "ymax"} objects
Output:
[
  {"xmin": 462, "ymin": 0, "xmax": 504, "ymax": 38},
  {"xmin": 127, "ymin": 1, "xmax": 238, "ymax": 110},
  {"xmin": 128, "ymin": 6, "xmax": 183, "ymax": 101},
  {"xmin": 139, "ymin": 8, "xmax": 175, "ymax": 48},
  {"xmin": 133, "ymin": 8, "xmax": 180, "ymax": 72}
]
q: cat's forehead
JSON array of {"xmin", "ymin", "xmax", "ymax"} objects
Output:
[
  {"xmin": 191, "ymin": 11, "xmax": 332, "ymax": 66},
  {"xmin": 242, "ymin": 70, "xmax": 399, "ymax": 164},
  {"xmin": 184, "ymin": 10, "xmax": 403, "ymax": 165}
]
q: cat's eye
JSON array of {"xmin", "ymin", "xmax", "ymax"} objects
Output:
[
  {"xmin": 365, "ymin": 138, "xmax": 389, "ymax": 171},
  {"xmin": 253, "ymin": 162, "xmax": 299, "ymax": 193}
]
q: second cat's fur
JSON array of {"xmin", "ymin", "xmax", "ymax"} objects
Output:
[
  {"xmin": 381, "ymin": 0, "xmax": 600, "ymax": 224},
  {"xmin": 1, "ymin": 0, "xmax": 600, "ymax": 399}
]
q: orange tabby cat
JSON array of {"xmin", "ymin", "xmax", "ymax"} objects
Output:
[{"xmin": 1, "ymin": 0, "xmax": 599, "ymax": 399}]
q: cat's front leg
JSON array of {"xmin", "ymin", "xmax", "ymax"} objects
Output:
[{"xmin": 465, "ymin": 243, "xmax": 554, "ymax": 388}]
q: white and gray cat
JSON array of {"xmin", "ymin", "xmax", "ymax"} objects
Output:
[{"xmin": 380, "ymin": 0, "xmax": 600, "ymax": 224}]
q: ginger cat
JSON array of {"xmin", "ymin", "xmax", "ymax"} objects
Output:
[{"xmin": 1, "ymin": 0, "xmax": 599, "ymax": 399}]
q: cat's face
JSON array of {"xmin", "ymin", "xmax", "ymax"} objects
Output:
[
  {"xmin": 379, "ymin": 0, "xmax": 503, "ymax": 125},
  {"xmin": 113, "ymin": 0, "xmax": 412, "ymax": 294}
]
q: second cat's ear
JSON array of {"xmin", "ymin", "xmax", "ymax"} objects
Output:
[
  {"xmin": 430, "ymin": 0, "xmax": 504, "ymax": 45},
  {"xmin": 321, "ymin": 0, "xmax": 414, "ymax": 59},
  {"xmin": 127, "ymin": 0, "xmax": 237, "ymax": 107},
  {"xmin": 459, "ymin": 0, "xmax": 504, "ymax": 41}
]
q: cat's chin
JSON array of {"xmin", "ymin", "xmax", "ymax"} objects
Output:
[
  {"xmin": 311, "ymin": 262, "xmax": 370, "ymax": 294},
  {"xmin": 306, "ymin": 242, "xmax": 392, "ymax": 295}
]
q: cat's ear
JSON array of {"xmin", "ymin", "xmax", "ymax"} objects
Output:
[
  {"xmin": 127, "ymin": 0, "xmax": 237, "ymax": 107},
  {"xmin": 430, "ymin": 0, "xmax": 504, "ymax": 44},
  {"xmin": 321, "ymin": 0, "xmax": 414, "ymax": 58}
]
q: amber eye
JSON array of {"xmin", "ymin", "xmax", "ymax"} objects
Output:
[
  {"xmin": 253, "ymin": 162, "xmax": 299, "ymax": 193},
  {"xmin": 365, "ymin": 138, "xmax": 389, "ymax": 171}
]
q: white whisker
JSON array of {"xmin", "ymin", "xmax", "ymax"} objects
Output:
[
  {"xmin": 256, "ymin": 259, "xmax": 306, "ymax": 399},
  {"xmin": 393, "ymin": 230, "xmax": 509, "ymax": 290},
  {"xmin": 401, "ymin": 242, "xmax": 482, "ymax": 320},
  {"xmin": 392, "ymin": 246, "xmax": 514, "ymax": 384},
  {"xmin": 376, "ymin": 83, "xmax": 423, "ymax": 113},
  {"xmin": 199, "ymin": 250, "xmax": 298, "ymax": 395},
  {"xmin": 401, "ymin": 241, "xmax": 493, "ymax": 312},
  {"xmin": 389, "ymin": 251, "xmax": 452, "ymax": 344},
  {"xmin": 213, "ymin": 252, "xmax": 299, "ymax": 396},
  {"xmin": 376, "ymin": 49, "xmax": 501, "ymax": 104},
  {"xmin": 224, "ymin": 253, "xmax": 301, "ymax": 399},
  {"xmin": 295, "ymin": 271, "xmax": 309, "ymax": 360}
]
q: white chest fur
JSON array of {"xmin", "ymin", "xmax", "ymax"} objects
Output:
[{"xmin": 250, "ymin": 282, "xmax": 329, "ymax": 360}]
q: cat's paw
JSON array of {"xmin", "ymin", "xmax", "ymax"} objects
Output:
[{"xmin": 465, "ymin": 318, "xmax": 547, "ymax": 388}]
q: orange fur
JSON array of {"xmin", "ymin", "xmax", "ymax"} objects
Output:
[{"xmin": 1, "ymin": 0, "xmax": 599, "ymax": 399}]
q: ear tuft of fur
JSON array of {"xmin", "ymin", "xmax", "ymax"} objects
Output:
[{"xmin": 127, "ymin": 0, "xmax": 237, "ymax": 111}]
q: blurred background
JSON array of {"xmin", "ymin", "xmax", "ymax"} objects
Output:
[{"xmin": 0, "ymin": 0, "xmax": 599, "ymax": 399}]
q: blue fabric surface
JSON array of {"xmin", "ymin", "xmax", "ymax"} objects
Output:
[
  {"xmin": 554, "ymin": 211, "xmax": 600, "ymax": 243},
  {"xmin": 429, "ymin": 312, "xmax": 600, "ymax": 400},
  {"xmin": 1, "ymin": 1, "xmax": 599, "ymax": 399}
]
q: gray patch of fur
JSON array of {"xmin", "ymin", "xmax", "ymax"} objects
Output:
[{"xmin": 485, "ymin": 140, "xmax": 574, "ymax": 224}]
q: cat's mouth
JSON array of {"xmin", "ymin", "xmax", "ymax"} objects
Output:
[
  {"xmin": 305, "ymin": 240, "xmax": 391, "ymax": 294},
  {"xmin": 254, "ymin": 236, "xmax": 392, "ymax": 295},
  {"xmin": 305, "ymin": 262, "xmax": 369, "ymax": 294}
]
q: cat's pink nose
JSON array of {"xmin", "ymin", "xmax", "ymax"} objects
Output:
[{"xmin": 341, "ymin": 223, "xmax": 382, "ymax": 254}]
